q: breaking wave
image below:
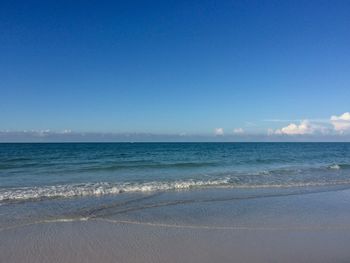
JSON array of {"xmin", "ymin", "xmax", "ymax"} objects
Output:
[
  {"xmin": 2, "ymin": 176, "xmax": 350, "ymax": 202},
  {"xmin": 0, "ymin": 178, "xmax": 230, "ymax": 202},
  {"xmin": 328, "ymin": 163, "xmax": 350, "ymax": 170},
  {"xmin": 329, "ymin": 164, "xmax": 341, "ymax": 170}
]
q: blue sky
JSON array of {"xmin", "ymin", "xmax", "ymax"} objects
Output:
[{"xmin": 1, "ymin": 0, "xmax": 350, "ymax": 141}]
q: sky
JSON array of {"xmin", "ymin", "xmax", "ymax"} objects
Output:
[{"xmin": 1, "ymin": 0, "xmax": 350, "ymax": 141}]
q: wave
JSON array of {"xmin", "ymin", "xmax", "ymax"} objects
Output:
[
  {"xmin": 328, "ymin": 163, "xmax": 350, "ymax": 170},
  {"xmin": 329, "ymin": 164, "xmax": 341, "ymax": 170},
  {"xmin": 2, "ymin": 177, "xmax": 350, "ymax": 202},
  {"xmin": 0, "ymin": 178, "xmax": 230, "ymax": 202}
]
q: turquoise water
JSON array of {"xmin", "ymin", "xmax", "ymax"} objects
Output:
[{"xmin": 1, "ymin": 143, "xmax": 350, "ymax": 202}]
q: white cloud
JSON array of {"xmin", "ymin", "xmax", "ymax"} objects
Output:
[
  {"xmin": 233, "ymin": 128, "xmax": 244, "ymax": 134},
  {"xmin": 267, "ymin": 117, "xmax": 334, "ymax": 135},
  {"xmin": 268, "ymin": 112, "xmax": 350, "ymax": 136},
  {"xmin": 267, "ymin": 120, "xmax": 331, "ymax": 135},
  {"xmin": 274, "ymin": 120, "xmax": 316, "ymax": 135},
  {"xmin": 214, "ymin": 128, "xmax": 224, "ymax": 136},
  {"xmin": 38, "ymin": 129, "xmax": 51, "ymax": 137},
  {"xmin": 62, "ymin": 129, "xmax": 72, "ymax": 134},
  {"xmin": 330, "ymin": 112, "xmax": 350, "ymax": 133}
]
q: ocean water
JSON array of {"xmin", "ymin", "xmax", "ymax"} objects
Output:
[
  {"xmin": 1, "ymin": 142, "xmax": 350, "ymax": 230},
  {"xmin": 1, "ymin": 142, "xmax": 350, "ymax": 201}
]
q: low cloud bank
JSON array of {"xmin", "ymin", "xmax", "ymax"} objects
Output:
[
  {"xmin": 270, "ymin": 112, "xmax": 350, "ymax": 136},
  {"xmin": 274, "ymin": 120, "xmax": 314, "ymax": 135},
  {"xmin": 1, "ymin": 112, "xmax": 350, "ymax": 142}
]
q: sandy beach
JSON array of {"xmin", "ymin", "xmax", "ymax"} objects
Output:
[{"xmin": 2, "ymin": 186, "xmax": 350, "ymax": 263}]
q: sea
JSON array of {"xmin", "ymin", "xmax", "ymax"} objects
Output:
[{"xmin": 1, "ymin": 142, "xmax": 350, "ymax": 229}]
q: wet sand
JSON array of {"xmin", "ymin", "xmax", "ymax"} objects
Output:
[{"xmin": 2, "ymin": 187, "xmax": 350, "ymax": 263}]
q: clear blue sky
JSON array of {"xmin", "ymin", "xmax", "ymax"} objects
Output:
[{"xmin": 1, "ymin": 0, "xmax": 350, "ymax": 141}]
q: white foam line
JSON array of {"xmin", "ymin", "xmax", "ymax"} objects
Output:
[
  {"xmin": 42, "ymin": 217, "xmax": 90, "ymax": 223},
  {"xmin": 0, "ymin": 179, "xmax": 231, "ymax": 201},
  {"xmin": 3, "ymin": 179, "xmax": 350, "ymax": 202}
]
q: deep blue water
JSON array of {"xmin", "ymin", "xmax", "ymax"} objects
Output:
[{"xmin": 1, "ymin": 143, "xmax": 350, "ymax": 202}]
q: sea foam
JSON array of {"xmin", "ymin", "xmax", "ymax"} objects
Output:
[
  {"xmin": 2, "ymin": 176, "xmax": 350, "ymax": 202},
  {"xmin": 0, "ymin": 178, "xmax": 230, "ymax": 202},
  {"xmin": 329, "ymin": 164, "xmax": 341, "ymax": 170}
]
